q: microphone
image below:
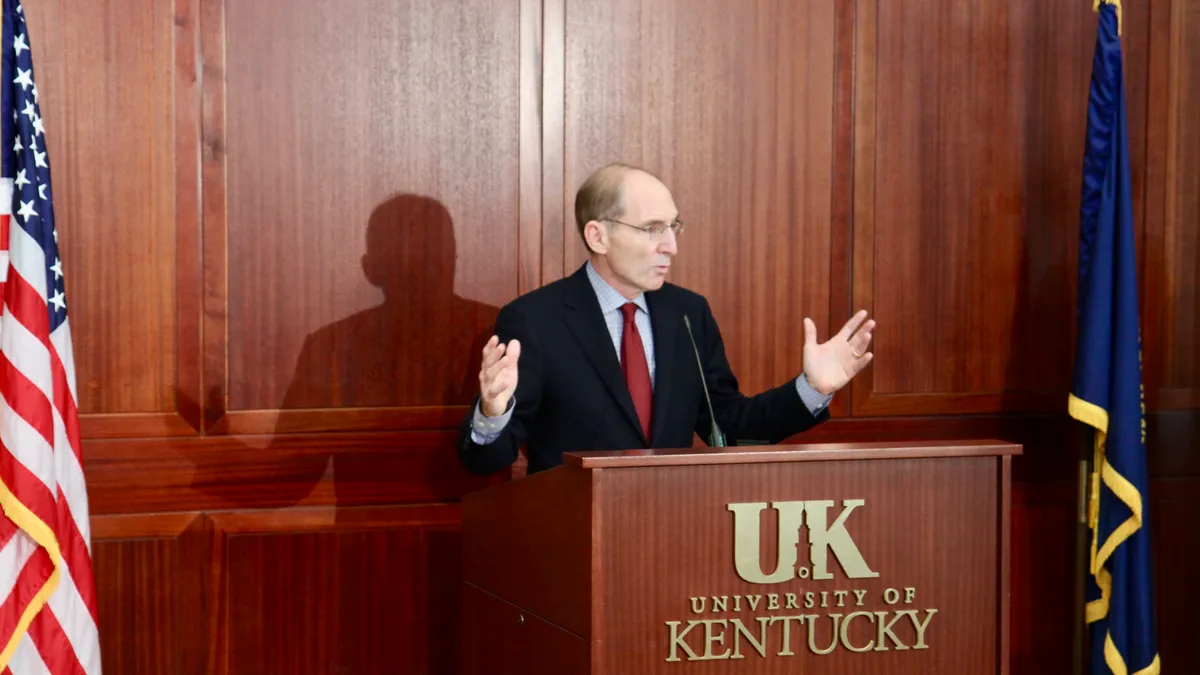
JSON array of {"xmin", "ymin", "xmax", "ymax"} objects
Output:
[{"xmin": 683, "ymin": 315, "xmax": 726, "ymax": 447}]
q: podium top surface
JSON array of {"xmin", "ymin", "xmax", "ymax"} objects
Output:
[{"xmin": 562, "ymin": 438, "xmax": 1020, "ymax": 469}]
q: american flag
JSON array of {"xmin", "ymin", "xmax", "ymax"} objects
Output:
[{"xmin": 0, "ymin": 1, "xmax": 101, "ymax": 672}]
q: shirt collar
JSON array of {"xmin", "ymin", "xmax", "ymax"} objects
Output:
[{"xmin": 585, "ymin": 260, "xmax": 649, "ymax": 315}]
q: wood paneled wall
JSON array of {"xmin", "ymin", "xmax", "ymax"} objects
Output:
[{"xmin": 21, "ymin": 0, "xmax": 1197, "ymax": 672}]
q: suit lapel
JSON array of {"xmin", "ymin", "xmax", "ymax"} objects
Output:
[
  {"xmin": 560, "ymin": 267, "xmax": 645, "ymax": 442},
  {"xmin": 646, "ymin": 290, "xmax": 678, "ymax": 447}
]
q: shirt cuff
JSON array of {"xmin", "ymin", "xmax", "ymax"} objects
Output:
[
  {"xmin": 795, "ymin": 374, "xmax": 833, "ymax": 415},
  {"xmin": 469, "ymin": 397, "xmax": 515, "ymax": 445}
]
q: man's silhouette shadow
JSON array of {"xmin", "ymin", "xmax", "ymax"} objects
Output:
[
  {"xmin": 185, "ymin": 193, "xmax": 497, "ymax": 674},
  {"xmin": 282, "ymin": 193, "xmax": 497, "ymax": 409}
]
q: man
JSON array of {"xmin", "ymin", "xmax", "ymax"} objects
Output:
[{"xmin": 456, "ymin": 163, "xmax": 874, "ymax": 475}]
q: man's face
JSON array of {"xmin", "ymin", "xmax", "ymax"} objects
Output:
[{"xmin": 593, "ymin": 171, "xmax": 680, "ymax": 299}]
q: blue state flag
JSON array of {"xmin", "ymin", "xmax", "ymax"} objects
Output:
[{"xmin": 1069, "ymin": 2, "xmax": 1160, "ymax": 674}]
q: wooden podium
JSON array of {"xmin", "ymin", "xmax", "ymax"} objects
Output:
[{"xmin": 460, "ymin": 440, "xmax": 1019, "ymax": 674}]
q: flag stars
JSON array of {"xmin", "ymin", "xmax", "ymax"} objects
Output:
[
  {"xmin": 48, "ymin": 290, "xmax": 65, "ymax": 312},
  {"xmin": 17, "ymin": 199, "xmax": 37, "ymax": 222},
  {"xmin": 4, "ymin": 11, "xmax": 74, "ymax": 331}
]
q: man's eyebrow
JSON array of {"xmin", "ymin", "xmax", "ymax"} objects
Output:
[{"xmin": 639, "ymin": 216, "xmax": 679, "ymax": 226}]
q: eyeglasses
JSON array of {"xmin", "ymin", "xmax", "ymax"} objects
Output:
[{"xmin": 603, "ymin": 217, "xmax": 686, "ymax": 237}]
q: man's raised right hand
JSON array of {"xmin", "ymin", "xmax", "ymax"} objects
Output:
[{"xmin": 479, "ymin": 335, "xmax": 520, "ymax": 417}]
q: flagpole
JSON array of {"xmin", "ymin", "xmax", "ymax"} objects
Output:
[{"xmin": 1072, "ymin": 429, "xmax": 1092, "ymax": 675}]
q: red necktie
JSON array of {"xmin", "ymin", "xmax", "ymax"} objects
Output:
[{"xmin": 620, "ymin": 303, "xmax": 653, "ymax": 441}]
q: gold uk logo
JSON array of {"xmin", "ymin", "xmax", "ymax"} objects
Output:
[{"xmin": 727, "ymin": 500, "xmax": 878, "ymax": 583}]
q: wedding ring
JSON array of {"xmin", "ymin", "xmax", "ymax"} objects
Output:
[{"xmin": 852, "ymin": 349, "xmax": 865, "ymax": 358}]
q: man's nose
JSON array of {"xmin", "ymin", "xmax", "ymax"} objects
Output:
[{"xmin": 658, "ymin": 229, "xmax": 679, "ymax": 255}]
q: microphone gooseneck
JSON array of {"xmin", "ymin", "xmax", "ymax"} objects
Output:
[{"xmin": 683, "ymin": 315, "xmax": 726, "ymax": 448}]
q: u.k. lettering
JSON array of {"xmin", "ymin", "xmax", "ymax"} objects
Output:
[{"xmin": 727, "ymin": 500, "xmax": 878, "ymax": 584}]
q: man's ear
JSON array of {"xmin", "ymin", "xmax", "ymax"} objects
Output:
[{"xmin": 584, "ymin": 220, "xmax": 608, "ymax": 255}]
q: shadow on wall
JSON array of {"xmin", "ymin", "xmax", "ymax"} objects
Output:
[
  {"xmin": 178, "ymin": 193, "xmax": 498, "ymax": 673},
  {"xmin": 282, "ymin": 193, "xmax": 498, "ymax": 409},
  {"xmin": 185, "ymin": 192, "xmax": 499, "ymax": 505}
]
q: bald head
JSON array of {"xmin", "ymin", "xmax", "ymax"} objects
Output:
[{"xmin": 574, "ymin": 163, "xmax": 670, "ymax": 253}]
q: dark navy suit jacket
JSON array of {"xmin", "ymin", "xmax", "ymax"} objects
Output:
[{"xmin": 456, "ymin": 264, "xmax": 828, "ymax": 475}]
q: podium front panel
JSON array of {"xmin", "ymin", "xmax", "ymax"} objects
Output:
[
  {"xmin": 462, "ymin": 583, "xmax": 589, "ymax": 675},
  {"xmin": 595, "ymin": 454, "xmax": 1004, "ymax": 674}
]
